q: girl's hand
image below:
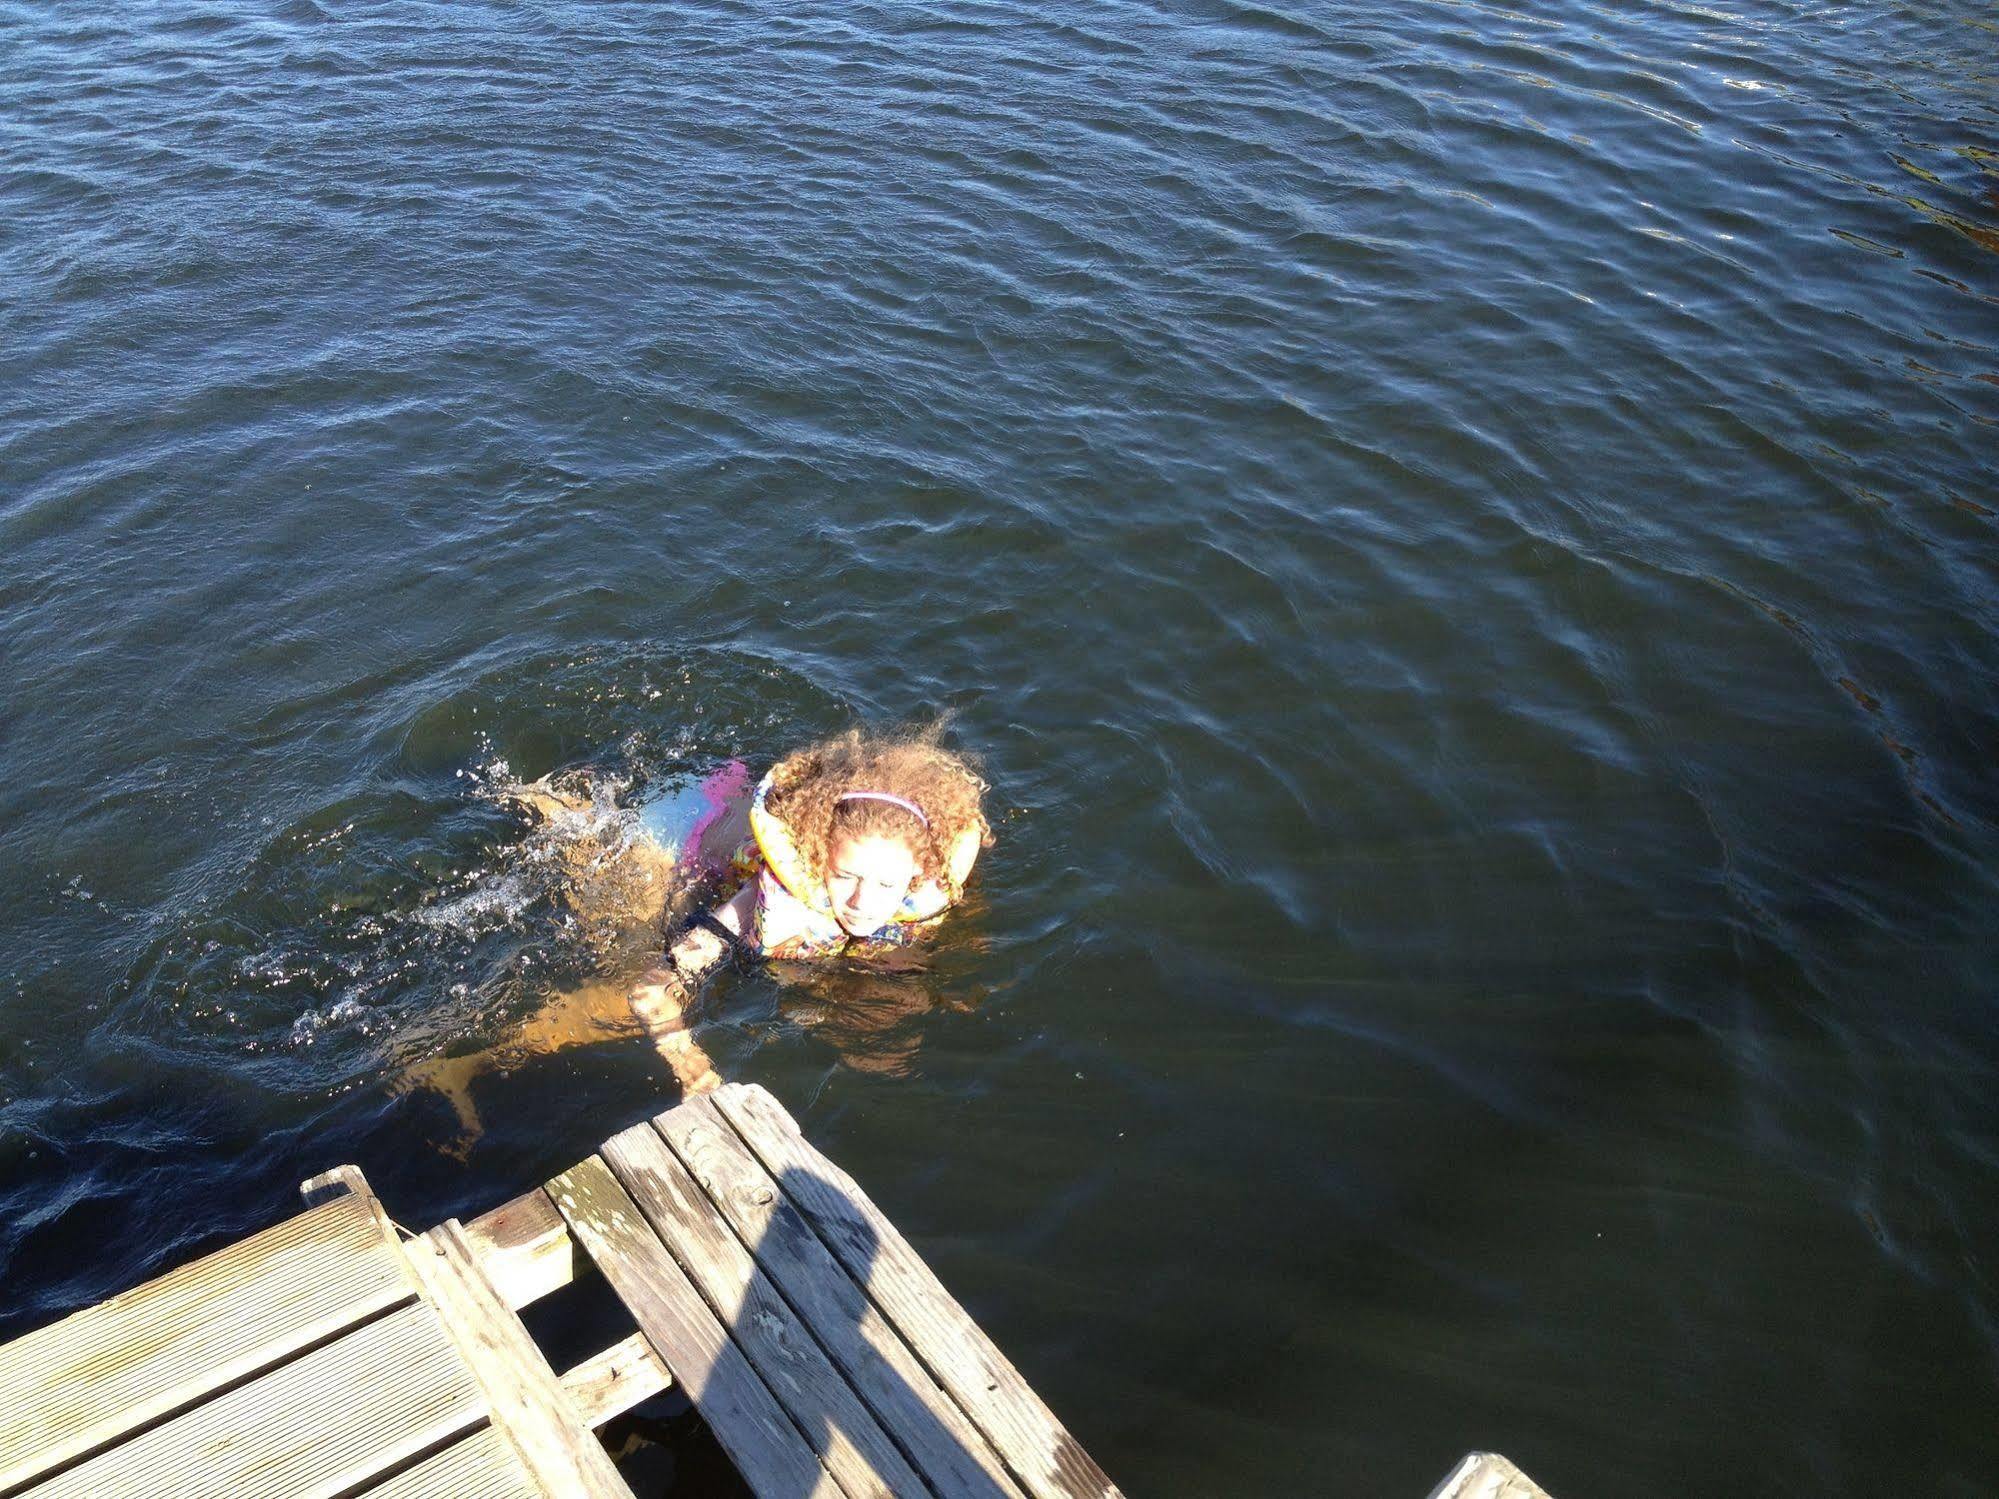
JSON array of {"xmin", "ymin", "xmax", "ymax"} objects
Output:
[
  {"xmin": 628, "ymin": 964, "xmax": 695, "ymax": 1034},
  {"xmin": 627, "ymin": 885, "xmax": 750, "ymax": 1095},
  {"xmin": 627, "ymin": 965, "xmax": 723, "ymax": 1097}
]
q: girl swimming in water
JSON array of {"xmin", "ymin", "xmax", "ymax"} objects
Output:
[
  {"xmin": 401, "ymin": 726, "xmax": 989, "ymax": 1139},
  {"xmin": 630, "ymin": 727, "xmax": 991, "ymax": 1095}
]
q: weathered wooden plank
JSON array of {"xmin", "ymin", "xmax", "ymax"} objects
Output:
[
  {"xmin": 560, "ymin": 1330, "xmax": 673, "ymax": 1428},
  {"xmin": 656, "ymin": 1096, "xmax": 1025, "ymax": 1499},
  {"xmin": 401, "ymin": 1221, "xmax": 634, "ymax": 1499},
  {"xmin": 358, "ymin": 1426, "xmax": 543, "ymax": 1499},
  {"xmin": 712, "ymin": 1083, "xmax": 1124, "ymax": 1499},
  {"xmin": 462, "ymin": 1187, "xmax": 577, "ymax": 1308},
  {"xmin": 1427, "ymin": 1451, "xmax": 1555, "ymax": 1499},
  {"xmin": 601, "ymin": 1121, "xmax": 915, "ymax": 1499},
  {"xmin": 299, "ymin": 1163, "xmax": 395, "ymax": 1225},
  {"xmin": 548, "ymin": 1154, "xmax": 842, "ymax": 1499},
  {"xmin": 0, "ymin": 1191, "xmax": 415, "ymax": 1492},
  {"xmin": 24, "ymin": 1298, "xmax": 483, "ymax": 1499}
]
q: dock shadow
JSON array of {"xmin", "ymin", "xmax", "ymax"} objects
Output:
[{"xmin": 730, "ymin": 1161, "xmax": 1023, "ymax": 1499}]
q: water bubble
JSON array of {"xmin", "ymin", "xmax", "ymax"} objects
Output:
[{"xmin": 289, "ymin": 996, "xmax": 367, "ymax": 1048}]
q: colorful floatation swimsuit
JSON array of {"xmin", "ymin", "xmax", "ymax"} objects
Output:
[{"xmin": 637, "ymin": 762, "xmax": 951, "ymax": 960}]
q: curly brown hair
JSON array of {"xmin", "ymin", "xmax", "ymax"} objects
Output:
[{"xmin": 763, "ymin": 727, "xmax": 992, "ymax": 896}]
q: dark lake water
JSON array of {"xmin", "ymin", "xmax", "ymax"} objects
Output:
[{"xmin": 4, "ymin": 1, "xmax": 1996, "ymax": 1493}]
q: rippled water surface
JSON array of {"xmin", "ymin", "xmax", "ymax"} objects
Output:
[{"xmin": 4, "ymin": 1, "xmax": 1997, "ymax": 1493}]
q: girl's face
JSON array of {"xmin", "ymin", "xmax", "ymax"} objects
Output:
[{"xmin": 825, "ymin": 834, "xmax": 919, "ymax": 936}]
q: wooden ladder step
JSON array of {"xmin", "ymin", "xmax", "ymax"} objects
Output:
[
  {"xmin": 0, "ymin": 1190, "xmax": 415, "ymax": 1492},
  {"xmin": 651, "ymin": 1094, "xmax": 1025, "ymax": 1498},
  {"xmin": 599, "ymin": 1116, "xmax": 927, "ymax": 1498},
  {"xmin": 550, "ymin": 1154, "xmax": 843, "ymax": 1499},
  {"xmin": 1, "ymin": 1092, "xmax": 1128, "ymax": 1499},
  {"xmin": 713, "ymin": 1084, "xmax": 1125, "ymax": 1499}
]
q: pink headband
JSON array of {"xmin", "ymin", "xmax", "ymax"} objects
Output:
[{"xmin": 835, "ymin": 791, "xmax": 929, "ymax": 828}]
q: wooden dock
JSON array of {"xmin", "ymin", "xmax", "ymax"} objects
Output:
[{"xmin": 0, "ymin": 1081, "xmax": 1555, "ymax": 1498}]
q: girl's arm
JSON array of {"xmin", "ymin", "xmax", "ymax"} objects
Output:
[{"xmin": 626, "ymin": 883, "xmax": 756, "ymax": 1096}]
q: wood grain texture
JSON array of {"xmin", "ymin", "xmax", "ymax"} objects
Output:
[
  {"xmin": 657, "ymin": 1095, "xmax": 1024, "ymax": 1498},
  {"xmin": 1426, "ymin": 1452, "xmax": 1556, "ymax": 1499},
  {"xmin": 549, "ymin": 1154, "xmax": 843, "ymax": 1499},
  {"xmin": 710, "ymin": 1083, "xmax": 1124, "ymax": 1499},
  {"xmin": 461, "ymin": 1187, "xmax": 576, "ymax": 1309},
  {"xmin": 0, "ymin": 1192, "xmax": 415, "ymax": 1492},
  {"xmin": 357, "ymin": 1426, "xmax": 544, "ymax": 1499},
  {"xmin": 401, "ymin": 1221, "xmax": 634, "ymax": 1499},
  {"xmin": 600, "ymin": 1120, "xmax": 913, "ymax": 1499},
  {"xmin": 23, "ymin": 1298, "xmax": 483, "ymax": 1499},
  {"xmin": 559, "ymin": 1331, "xmax": 673, "ymax": 1428}
]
